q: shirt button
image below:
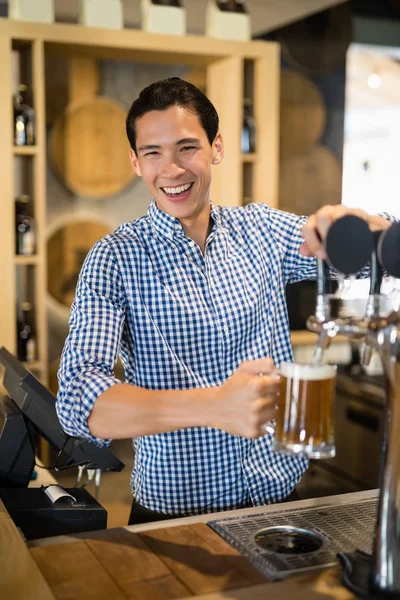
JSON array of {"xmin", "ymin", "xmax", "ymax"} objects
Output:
[{"xmin": 227, "ymin": 370, "xmax": 233, "ymax": 376}]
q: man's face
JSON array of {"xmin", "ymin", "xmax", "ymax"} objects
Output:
[{"xmin": 130, "ymin": 105, "xmax": 224, "ymax": 222}]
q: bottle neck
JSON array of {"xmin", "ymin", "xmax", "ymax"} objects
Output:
[
  {"xmin": 16, "ymin": 200, "xmax": 30, "ymax": 217},
  {"xmin": 15, "ymin": 87, "xmax": 30, "ymax": 107}
]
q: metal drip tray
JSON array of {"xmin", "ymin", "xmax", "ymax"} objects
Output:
[
  {"xmin": 254, "ymin": 526, "xmax": 324, "ymax": 554},
  {"xmin": 208, "ymin": 498, "xmax": 377, "ymax": 580}
]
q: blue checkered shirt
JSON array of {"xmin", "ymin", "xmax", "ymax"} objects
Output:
[{"xmin": 56, "ymin": 201, "xmax": 390, "ymax": 515}]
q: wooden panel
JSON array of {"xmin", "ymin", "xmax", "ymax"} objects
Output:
[
  {"xmin": 13, "ymin": 145, "xmax": 38, "ymax": 155},
  {"xmin": 184, "ymin": 568, "xmax": 356, "ymax": 599},
  {"xmin": 0, "ymin": 18, "xmax": 274, "ymax": 65},
  {"xmin": 138, "ymin": 524, "xmax": 263, "ymax": 595},
  {"xmin": 31, "ymin": 38, "xmax": 48, "ymax": 383},
  {"xmin": 279, "ymin": 145, "xmax": 342, "ymax": 216},
  {"xmin": 29, "ymin": 524, "xmax": 264, "ymax": 599},
  {"xmin": 207, "ymin": 56, "xmax": 243, "ymax": 207},
  {"xmin": 47, "ymin": 220, "xmax": 110, "ymax": 308},
  {"xmin": 280, "ymin": 70, "xmax": 326, "ymax": 158},
  {"xmin": 0, "ymin": 35, "xmax": 16, "ymax": 354},
  {"xmin": 45, "ymin": 54, "xmax": 69, "ymax": 124},
  {"xmin": 0, "ymin": 500, "xmax": 55, "ymax": 600},
  {"xmin": 85, "ymin": 528, "xmax": 190, "ymax": 599},
  {"xmin": 68, "ymin": 56, "xmax": 99, "ymax": 105},
  {"xmin": 193, "ymin": 523, "xmax": 266, "ymax": 586},
  {"xmin": 31, "ymin": 541, "xmax": 128, "ymax": 600},
  {"xmin": 49, "ymin": 97, "xmax": 134, "ymax": 198},
  {"xmin": 25, "ymin": 521, "xmax": 359, "ymax": 600},
  {"xmin": 184, "ymin": 68, "xmax": 207, "ymax": 93},
  {"xmin": 253, "ymin": 46, "xmax": 280, "ymax": 207},
  {"xmin": 113, "ymin": 576, "xmax": 191, "ymax": 600}
]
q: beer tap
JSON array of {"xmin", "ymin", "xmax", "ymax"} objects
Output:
[
  {"xmin": 361, "ymin": 231, "xmax": 384, "ymax": 367},
  {"xmin": 306, "ymin": 216, "xmax": 400, "ymax": 598},
  {"xmin": 311, "ymin": 215, "xmax": 374, "ymax": 365}
]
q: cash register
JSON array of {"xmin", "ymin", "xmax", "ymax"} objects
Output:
[{"xmin": 0, "ymin": 347, "xmax": 125, "ymax": 540}]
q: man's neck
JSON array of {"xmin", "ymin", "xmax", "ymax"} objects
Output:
[{"xmin": 180, "ymin": 208, "xmax": 213, "ymax": 254}]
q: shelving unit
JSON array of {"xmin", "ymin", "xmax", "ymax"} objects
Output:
[
  {"xmin": 241, "ymin": 153, "xmax": 256, "ymax": 162},
  {"xmin": 13, "ymin": 145, "xmax": 38, "ymax": 155},
  {"xmin": 0, "ymin": 32, "xmax": 47, "ymax": 383},
  {"xmin": 0, "ymin": 18, "xmax": 280, "ymax": 384}
]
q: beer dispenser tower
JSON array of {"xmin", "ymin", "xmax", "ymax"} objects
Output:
[{"xmin": 307, "ymin": 215, "xmax": 400, "ymax": 598}]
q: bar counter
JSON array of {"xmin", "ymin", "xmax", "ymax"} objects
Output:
[{"xmin": 2, "ymin": 489, "xmax": 379, "ymax": 599}]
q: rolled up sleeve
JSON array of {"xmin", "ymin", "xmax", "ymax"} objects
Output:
[
  {"xmin": 261, "ymin": 206, "xmax": 399, "ymax": 284},
  {"xmin": 56, "ymin": 238, "xmax": 126, "ymax": 447}
]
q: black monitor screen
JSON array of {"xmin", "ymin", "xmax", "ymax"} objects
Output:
[{"xmin": 0, "ymin": 347, "xmax": 124, "ymax": 474}]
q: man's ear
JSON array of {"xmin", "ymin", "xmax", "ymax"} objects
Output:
[
  {"xmin": 129, "ymin": 149, "xmax": 142, "ymax": 177},
  {"xmin": 212, "ymin": 132, "xmax": 224, "ymax": 165}
]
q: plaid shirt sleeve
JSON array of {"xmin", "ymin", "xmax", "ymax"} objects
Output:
[
  {"xmin": 258, "ymin": 206, "xmax": 398, "ymax": 284},
  {"xmin": 56, "ymin": 238, "xmax": 126, "ymax": 447},
  {"xmin": 256, "ymin": 206, "xmax": 316, "ymax": 284}
]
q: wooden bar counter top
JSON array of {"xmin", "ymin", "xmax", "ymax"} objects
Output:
[{"xmin": 2, "ymin": 490, "xmax": 378, "ymax": 599}]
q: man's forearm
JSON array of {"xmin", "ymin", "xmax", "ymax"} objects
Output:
[{"xmin": 87, "ymin": 383, "xmax": 215, "ymax": 439}]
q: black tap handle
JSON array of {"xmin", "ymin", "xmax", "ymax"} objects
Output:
[
  {"xmin": 377, "ymin": 222, "xmax": 400, "ymax": 279},
  {"xmin": 325, "ymin": 215, "xmax": 374, "ymax": 276}
]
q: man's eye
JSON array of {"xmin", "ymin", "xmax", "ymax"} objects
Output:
[
  {"xmin": 144, "ymin": 151, "xmax": 159, "ymax": 156},
  {"xmin": 182, "ymin": 146, "xmax": 196, "ymax": 151}
]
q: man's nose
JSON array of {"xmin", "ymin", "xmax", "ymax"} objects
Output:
[{"xmin": 161, "ymin": 158, "xmax": 185, "ymax": 178}]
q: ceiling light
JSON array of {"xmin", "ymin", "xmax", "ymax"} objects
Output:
[{"xmin": 368, "ymin": 73, "xmax": 382, "ymax": 89}]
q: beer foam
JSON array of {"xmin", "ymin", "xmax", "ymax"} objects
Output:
[{"xmin": 279, "ymin": 362, "xmax": 336, "ymax": 381}]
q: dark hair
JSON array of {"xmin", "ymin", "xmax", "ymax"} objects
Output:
[{"xmin": 125, "ymin": 77, "xmax": 219, "ymax": 154}]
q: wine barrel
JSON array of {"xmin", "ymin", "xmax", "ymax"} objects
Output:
[
  {"xmin": 47, "ymin": 218, "xmax": 111, "ymax": 315},
  {"xmin": 279, "ymin": 145, "xmax": 342, "ymax": 216},
  {"xmin": 277, "ymin": 3, "xmax": 352, "ymax": 75},
  {"xmin": 49, "ymin": 96, "xmax": 135, "ymax": 198},
  {"xmin": 280, "ymin": 70, "xmax": 326, "ymax": 158}
]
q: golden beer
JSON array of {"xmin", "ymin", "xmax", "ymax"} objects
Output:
[{"xmin": 275, "ymin": 363, "xmax": 337, "ymax": 458}]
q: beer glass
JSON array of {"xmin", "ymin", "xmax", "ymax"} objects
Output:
[{"xmin": 274, "ymin": 362, "xmax": 337, "ymax": 459}]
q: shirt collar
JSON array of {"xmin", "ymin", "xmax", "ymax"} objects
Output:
[{"xmin": 148, "ymin": 199, "xmax": 221, "ymax": 241}]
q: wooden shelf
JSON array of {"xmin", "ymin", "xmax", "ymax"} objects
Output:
[
  {"xmin": 13, "ymin": 145, "xmax": 38, "ymax": 156},
  {"xmin": 291, "ymin": 330, "xmax": 348, "ymax": 346},
  {"xmin": 242, "ymin": 153, "xmax": 257, "ymax": 162},
  {"xmin": 14, "ymin": 255, "xmax": 39, "ymax": 265},
  {"xmin": 22, "ymin": 360, "xmax": 43, "ymax": 371},
  {"xmin": 0, "ymin": 18, "xmax": 274, "ymax": 65}
]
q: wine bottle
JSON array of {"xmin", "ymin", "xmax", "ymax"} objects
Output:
[
  {"xmin": 217, "ymin": 0, "xmax": 233, "ymax": 11},
  {"xmin": 151, "ymin": 0, "xmax": 182, "ymax": 6},
  {"xmin": 15, "ymin": 195, "xmax": 36, "ymax": 256},
  {"xmin": 14, "ymin": 84, "xmax": 35, "ymax": 146},
  {"xmin": 17, "ymin": 302, "xmax": 36, "ymax": 363},
  {"xmin": 217, "ymin": 0, "xmax": 246, "ymax": 12},
  {"xmin": 233, "ymin": 0, "xmax": 247, "ymax": 13},
  {"xmin": 241, "ymin": 98, "xmax": 256, "ymax": 153}
]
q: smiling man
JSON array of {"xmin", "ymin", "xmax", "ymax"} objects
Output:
[{"xmin": 56, "ymin": 77, "xmax": 394, "ymax": 525}]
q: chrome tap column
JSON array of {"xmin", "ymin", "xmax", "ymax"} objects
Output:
[{"xmin": 306, "ymin": 217, "xmax": 400, "ymax": 597}]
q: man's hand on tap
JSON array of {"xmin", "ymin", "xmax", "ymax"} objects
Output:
[{"xmin": 300, "ymin": 205, "xmax": 391, "ymax": 260}]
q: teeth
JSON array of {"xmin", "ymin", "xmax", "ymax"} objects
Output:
[{"xmin": 163, "ymin": 183, "xmax": 192, "ymax": 195}]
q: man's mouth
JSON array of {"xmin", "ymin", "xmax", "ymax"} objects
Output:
[{"xmin": 160, "ymin": 182, "xmax": 194, "ymax": 199}]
